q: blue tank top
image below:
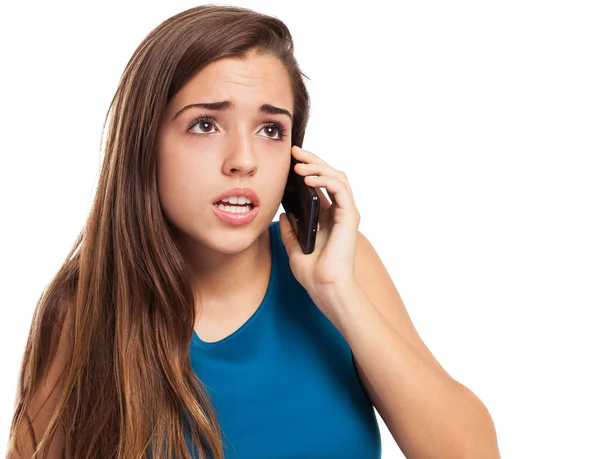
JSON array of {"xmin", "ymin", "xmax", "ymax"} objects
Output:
[{"xmin": 187, "ymin": 220, "xmax": 382, "ymax": 458}]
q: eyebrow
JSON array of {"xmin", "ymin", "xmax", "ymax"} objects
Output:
[{"xmin": 171, "ymin": 100, "xmax": 293, "ymax": 122}]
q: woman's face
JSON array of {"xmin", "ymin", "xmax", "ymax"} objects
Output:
[{"xmin": 157, "ymin": 52, "xmax": 294, "ymax": 257}]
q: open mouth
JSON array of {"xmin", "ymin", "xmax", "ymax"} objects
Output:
[{"xmin": 213, "ymin": 201, "xmax": 255, "ymax": 211}]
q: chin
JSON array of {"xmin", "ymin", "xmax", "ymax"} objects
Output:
[
  {"xmin": 204, "ymin": 220, "xmax": 270, "ymax": 255},
  {"xmin": 208, "ymin": 235, "xmax": 256, "ymax": 255}
]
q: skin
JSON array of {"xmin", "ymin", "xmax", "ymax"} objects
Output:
[{"xmin": 156, "ymin": 51, "xmax": 294, "ymax": 340}]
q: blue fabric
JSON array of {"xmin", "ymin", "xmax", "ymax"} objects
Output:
[{"xmin": 187, "ymin": 220, "xmax": 381, "ymax": 459}]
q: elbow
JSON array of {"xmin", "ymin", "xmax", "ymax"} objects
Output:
[
  {"xmin": 465, "ymin": 392, "xmax": 501, "ymax": 459},
  {"xmin": 452, "ymin": 381, "xmax": 501, "ymax": 459}
]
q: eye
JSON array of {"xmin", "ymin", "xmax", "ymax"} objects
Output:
[
  {"xmin": 262, "ymin": 123, "xmax": 287, "ymax": 140},
  {"xmin": 188, "ymin": 117, "xmax": 218, "ymax": 135},
  {"xmin": 187, "ymin": 114, "xmax": 288, "ymax": 141}
]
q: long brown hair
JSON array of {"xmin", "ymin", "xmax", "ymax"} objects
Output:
[{"xmin": 7, "ymin": 5, "xmax": 311, "ymax": 458}]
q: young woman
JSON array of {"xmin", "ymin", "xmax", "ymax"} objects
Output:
[{"xmin": 7, "ymin": 5, "xmax": 500, "ymax": 459}]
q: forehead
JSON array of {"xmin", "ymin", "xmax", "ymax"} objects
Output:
[{"xmin": 169, "ymin": 53, "xmax": 293, "ymax": 114}]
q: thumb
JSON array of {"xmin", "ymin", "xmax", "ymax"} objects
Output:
[{"xmin": 278, "ymin": 213, "xmax": 300, "ymax": 258}]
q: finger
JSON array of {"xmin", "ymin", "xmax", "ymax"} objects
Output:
[
  {"xmin": 296, "ymin": 162, "xmax": 357, "ymax": 206},
  {"xmin": 278, "ymin": 212, "xmax": 301, "ymax": 257},
  {"xmin": 303, "ymin": 175, "xmax": 358, "ymax": 219},
  {"xmin": 315, "ymin": 186, "xmax": 332, "ymax": 209},
  {"xmin": 293, "ymin": 162, "xmax": 335, "ymax": 211},
  {"xmin": 292, "ymin": 146, "xmax": 329, "ymax": 166},
  {"xmin": 292, "ymin": 162, "xmax": 334, "ymax": 210},
  {"xmin": 294, "ymin": 162, "xmax": 348, "ymax": 186}
]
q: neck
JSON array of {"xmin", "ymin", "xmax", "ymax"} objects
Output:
[{"xmin": 180, "ymin": 227, "xmax": 272, "ymax": 307}]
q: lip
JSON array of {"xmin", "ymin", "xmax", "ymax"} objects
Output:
[
  {"xmin": 211, "ymin": 187, "xmax": 260, "ymax": 207},
  {"xmin": 212, "ymin": 203, "xmax": 260, "ymax": 225}
]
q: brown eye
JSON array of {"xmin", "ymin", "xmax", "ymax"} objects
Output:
[
  {"xmin": 193, "ymin": 119, "xmax": 216, "ymax": 134},
  {"xmin": 187, "ymin": 115, "xmax": 287, "ymax": 142},
  {"xmin": 260, "ymin": 122, "xmax": 287, "ymax": 141},
  {"xmin": 264, "ymin": 126, "xmax": 278, "ymax": 138},
  {"xmin": 187, "ymin": 116, "xmax": 218, "ymax": 135},
  {"xmin": 198, "ymin": 120, "xmax": 213, "ymax": 133}
]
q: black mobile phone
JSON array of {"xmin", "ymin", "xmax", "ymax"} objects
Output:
[{"xmin": 281, "ymin": 156, "xmax": 320, "ymax": 254}]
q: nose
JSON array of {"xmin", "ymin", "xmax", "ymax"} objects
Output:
[{"xmin": 222, "ymin": 132, "xmax": 258, "ymax": 177}]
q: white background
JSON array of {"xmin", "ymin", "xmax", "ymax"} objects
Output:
[{"xmin": 1, "ymin": 1, "xmax": 599, "ymax": 458}]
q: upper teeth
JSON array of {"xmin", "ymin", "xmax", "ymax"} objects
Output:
[{"xmin": 220, "ymin": 196, "xmax": 253, "ymax": 205}]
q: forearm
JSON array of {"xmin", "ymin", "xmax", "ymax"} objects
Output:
[{"xmin": 319, "ymin": 283, "xmax": 500, "ymax": 459}]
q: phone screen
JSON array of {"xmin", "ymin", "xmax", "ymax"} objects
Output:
[{"xmin": 281, "ymin": 156, "xmax": 320, "ymax": 254}]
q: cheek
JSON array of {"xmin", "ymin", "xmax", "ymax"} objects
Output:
[
  {"xmin": 266, "ymin": 159, "xmax": 292, "ymax": 205},
  {"xmin": 157, "ymin": 151, "xmax": 210, "ymax": 224}
]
